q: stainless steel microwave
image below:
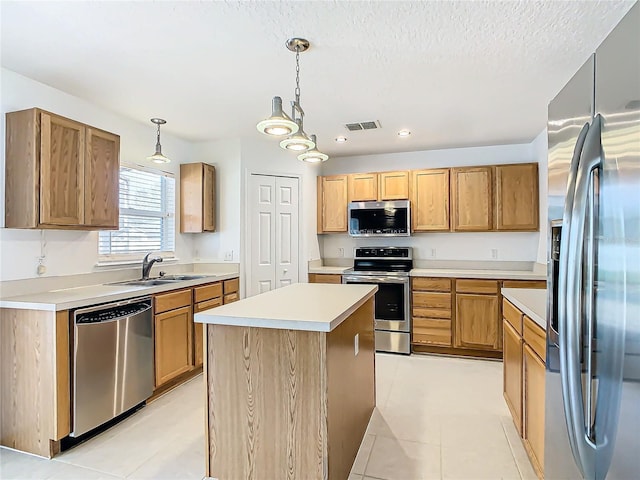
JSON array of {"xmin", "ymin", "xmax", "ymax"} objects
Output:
[{"xmin": 348, "ymin": 200, "xmax": 411, "ymax": 237}]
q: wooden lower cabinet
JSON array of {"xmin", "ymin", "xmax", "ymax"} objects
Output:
[
  {"xmin": 308, "ymin": 273, "xmax": 343, "ymax": 284},
  {"xmin": 411, "ymin": 277, "xmax": 453, "ymax": 347},
  {"xmin": 503, "ymin": 319, "xmax": 523, "ymax": 435},
  {"xmin": 454, "ymin": 293, "xmax": 500, "ymax": 351},
  {"xmin": 154, "ymin": 305, "xmax": 194, "ymax": 388},
  {"xmin": 523, "ymin": 343, "xmax": 546, "ymax": 478}
]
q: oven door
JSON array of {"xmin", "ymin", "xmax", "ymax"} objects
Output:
[{"xmin": 342, "ymin": 275, "xmax": 410, "ymax": 333}]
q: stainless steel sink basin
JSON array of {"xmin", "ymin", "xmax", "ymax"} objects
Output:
[
  {"xmin": 158, "ymin": 274, "xmax": 209, "ymax": 281},
  {"xmin": 109, "ymin": 279, "xmax": 181, "ymax": 286}
]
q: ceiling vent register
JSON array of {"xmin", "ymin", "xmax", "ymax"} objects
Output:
[{"xmin": 345, "ymin": 121, "xmax": 381, "ymax": 131}]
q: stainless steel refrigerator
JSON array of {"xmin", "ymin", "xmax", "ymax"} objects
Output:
[{"xmin": 546, "ymin": 3, "xmax": 639, "ymax": 479}]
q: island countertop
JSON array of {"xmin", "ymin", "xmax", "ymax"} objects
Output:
[
  {"xmin": 194, "ymin": 283, "xmax": 377, "ymax": 332},
  {"xmin": 501, "ymin": 287, "xmax": 547, "ymax": 329}
]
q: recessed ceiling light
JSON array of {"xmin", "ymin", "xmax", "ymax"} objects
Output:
[
  {"xmin": 397, "ymin": 130, "xmax": 411, "ymax": 137},
  {"xmin": 335, "ymin": 136, "xmax": 348, "ymax": 143}
]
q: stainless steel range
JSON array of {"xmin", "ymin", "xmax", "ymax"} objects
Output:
[{"xmin": 342, "ymin": 247, "xmax": 412, "ymax": 354}]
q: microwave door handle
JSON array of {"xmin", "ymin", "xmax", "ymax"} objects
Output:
[
  {"xmin": 564, "ymin": 115, "xmax": 603, "ymax": 479},
  {"xmin": 557, "ymin": 120, "xmax": 590, "ymax": 469}
]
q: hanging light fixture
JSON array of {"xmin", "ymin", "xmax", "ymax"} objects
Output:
[
  {"xmin": 298, "ymin": 135, "xmax": 329, "ymax": 163},
  {"xmin": 147, "ymin": 118, "xmax": 171, "ymax": 163},
  {"xmin": 257, "ymin": 37, "xmax": 329, "ymax": 162}
]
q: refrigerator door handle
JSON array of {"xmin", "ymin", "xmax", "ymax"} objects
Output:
[
  {"xmin": 564, "ymin": 114, "xmax": 603, "ymax": 478},
  {"xmin": 557, "ymin": 120, "xmax": 590, "ymax": 464}
]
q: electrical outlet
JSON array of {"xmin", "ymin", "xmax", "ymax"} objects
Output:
[
  {"xmin": 224, "ymin": 251, "xmax": 233, "ymax": 261},
  {"xmin": 354, "ymin": 333, "xmax": 359, "ymax": 356},
  {"xmin": 430, "ymin": 248, "xmax": 437, "ymax": 258},
  {"xmin": 491, "ymin": 248, "xmax": 498, "ymax": 259},
  {"xmin": 338, "ymin": 247, "xmax": 345, "ymax": 258}
]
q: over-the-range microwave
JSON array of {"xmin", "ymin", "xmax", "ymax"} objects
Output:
[{"xmin": 348, "ymin": 200, "xmax": 411, "ymax": 237}]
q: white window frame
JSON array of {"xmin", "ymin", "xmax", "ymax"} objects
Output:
[{"xmin": 98, "ymin": 164, "xmax": 176, "ymax": 263}]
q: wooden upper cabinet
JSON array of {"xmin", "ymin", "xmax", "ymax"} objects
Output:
[
  {"xmin": 180, "ymin": 162, "xmax": 216, "ymax": 233},
  {"xmin": 451, "ymin": 167, "xmax": 493, "ymax": 231},
  {"xmin": 495, "ymin": 163, "xmax": 539, "ymax": 231},
  {"xmin": 5, "ymin": 108, "xmax": 120, "ymax": 229},
  {"xmin": 317, "ymin": 175, "xmax": 348, "ymax": 233},
  {"xmin": 39, "ymin": 113, "xmax": 85, "ymax": 226},
  {"xmin": 84, "ymin": 128, "xmax": 120, "ymax": 228},
  {"xmin": 379, "ymin": 171, "xmax": 409, "ymax": 200},
  {"xmin": 410, "ymin": 169, "xmax": 450, "ymax": 231},
  {"xmin": 348, "ymin": 173, "xmax": 378, "ymax": 202}
]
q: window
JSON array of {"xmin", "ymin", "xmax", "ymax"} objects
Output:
[{"xmin": 99, "ymin": 166, "xmax": 175, "ymax": 259}]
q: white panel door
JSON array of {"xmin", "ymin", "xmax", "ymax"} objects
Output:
[
  {"xmin": 248, "ymin": 174, "xmax": 299, "ymax": 297},
  {"xmin": 275, "ymin": 176, "xmax": 299, "ymax": 288}
]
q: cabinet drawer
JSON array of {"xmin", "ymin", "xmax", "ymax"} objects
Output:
[
  {"xmin": 412, "ymin": 277, "xmax": 452, "ymax": 292},
  {"xmin": 412, "ymin": 292, "xmax": 451, "ymax": 310},
  {"xmin": 194, "ymin": 282, "xmax": 222, "ymax": 303},
  {"xmin": 413, "ymin": 318, "xmax": 451, "ymax": 346},
  {"xmin": 413, "ymin": 307, "xmax": 451, "ymax": 319},
  {"xmin": 223, "ymin": 277, "xmax": 239, "ymax": 294},
  {"xmin": 224, "ymin": 292, "xmax": 239, "ymax": 304},
  {"xmin": 154, "ymin": 289, "xmax": 192, "ymax": 314},
  {"xmin": 456, "ymin": 279, "xmax": 499, "ymax": 294},
  {"xmin": 194, "ymin": 296, "xmax": 223, "ymax": 313},
  {"xmin": 503, "ymin": 299, "xmax": 523, "ymax": 335},
  {"xmin": 524, "ymin": 316, "xmax": 546, "ymax": 363},
  {"xmin": 309, "ymin": 273, "xmax": 342, "ymax": 284}
]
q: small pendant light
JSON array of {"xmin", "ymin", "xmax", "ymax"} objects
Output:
[
  {"xmin": 298, "ymin": 135, "xmax": 329, "ymax": 163},
  {"xmin": 147, "ymin": 118, "xmax": 171, "ymax": 164}
]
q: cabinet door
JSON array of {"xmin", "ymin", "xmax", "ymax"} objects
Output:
[
  {"xmin": 495, "ymin": 164, "xmax": 539, "ymax": 231},
  {"xmin": 84, "ymin": 128, "xmax": 120, "ymax": 228},
  {"xmin": 318, "ymin": 175, "xmax": 348, "ymax": 233},
  {"xmin": 154, "ymin": 305, "xmax": 193, "ymax": 387},
  {"xmin": 451, "ymin": 167, "xmax": 493, "ymax": 231},
  {"xmin": 40, "ymin": 112, "xmax": 85, "ymax": 226},
  {"xmin": 454, "ymin": 293, "xmax": 500, "ymax": 350},
  {"xmin": 193, "ymin": 297, "xmax": 222, "ymax": 367},
  {"xmin": 503, "ymin": 319, "xmax": 523, "ymax": 435},
  {"xmin": 379, "ymin": 171, "xmax": 409, "ymax": 200},
  {"xmin": 411, "ymin": 169, "xmax": 450, "ymax": 231},
  {"xmin": 203, "ymin": 164, "xmax": 216, "ymax": 232},
  {"xmin": 348, "ymin": 173, "xmax": 378, "ymax": 202},
  {"xmin": 523, "ymin": 344, "xmax": 545, "ymax": 477}
]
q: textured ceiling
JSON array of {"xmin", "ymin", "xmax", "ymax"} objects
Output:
[{"xmin": 0, "ymin": 1, "xmax": 635, "ymax": 158}]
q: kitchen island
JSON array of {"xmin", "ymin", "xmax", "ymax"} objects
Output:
[{"xmin": 194, "ymin": 283, "xmax": 377, "ymax": 480}]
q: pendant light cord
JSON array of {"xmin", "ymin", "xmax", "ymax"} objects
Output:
[{"xmin": 295, "ymin": 46, "xmax": 301, "ymax": 105}]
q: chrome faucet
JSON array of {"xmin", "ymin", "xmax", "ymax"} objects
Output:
[{"xmin": 142, "ymin": 252, "xmax": 163, "ymax": 280}]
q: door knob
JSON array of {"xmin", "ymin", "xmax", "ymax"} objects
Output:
[{"xmin": 283, "ymin": 269, "xmax": 288, "ymax": 274}]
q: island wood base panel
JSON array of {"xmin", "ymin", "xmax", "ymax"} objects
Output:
[{"xmin": 204, "ymin": 298, "xmax": 375, "ymax": 480}]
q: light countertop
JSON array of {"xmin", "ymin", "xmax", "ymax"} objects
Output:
[
  {"xmin": 0, "ymin": 273, "xmax": 239, "ymax": 312},
  {"xmin": 195, "ymin": 283, "xmax": 377, "ymax": 332},
  {"xmin": 501, "ymin": 288, "xmax": 547, "ymax": 329},
  {"xmin": 308, "ymin": 266, "xmax": 351, "ymax": 274}
]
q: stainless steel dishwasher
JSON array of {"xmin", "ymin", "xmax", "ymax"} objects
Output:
[{"xmin": 71, "ymin": 297, "xmax": 154, "ymax": 437}]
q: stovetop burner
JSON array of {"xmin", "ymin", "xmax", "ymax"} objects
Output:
[{"xmin": 349, "ymin": 246, "xmax": 413, "ymax": 275}]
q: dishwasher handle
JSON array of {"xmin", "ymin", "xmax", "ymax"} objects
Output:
[{"xmin": 75, "ymin": 298, "xmax": 152, "ymax": 325}]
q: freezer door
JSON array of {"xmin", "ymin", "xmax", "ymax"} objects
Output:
[
  {"xmin": 546, "ymin": 55, "xmax": 595, "ymax": 480},
  {"xmin": 593, "ymin": 3, "xmax": 640, "ymax": 479}
]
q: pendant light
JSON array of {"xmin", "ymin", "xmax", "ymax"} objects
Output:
[
  {"xmin": 147, "ymin": 118, "xmax": 171, "ymax": 164},
  {"xmin": 298, "ymin": 135, "xmax": 329, "ymax": 163},
  {"xmin": 257, "ymin": 38, "xmax": 329, "ymax": 162}
]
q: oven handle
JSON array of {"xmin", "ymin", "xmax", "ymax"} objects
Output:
[{"xmin": 342, "ymin": 275, "xmax": 409, "ymax": 284}]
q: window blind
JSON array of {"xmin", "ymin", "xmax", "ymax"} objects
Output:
[{"xmin": 99, "ymin": 166, "xmax": 175, "ymax": 258}]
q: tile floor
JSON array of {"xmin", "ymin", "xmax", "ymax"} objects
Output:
[{"xmin": 0, "ymin": 354, "xmax": 537, "ymax": 480}]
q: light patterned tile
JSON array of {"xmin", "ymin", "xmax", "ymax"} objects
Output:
[
  {"xmin": 351, "ymin": 434, "xmax": 375, "ymax": 475},
  {"xmin": 367, "ymin": 406, "xmax": 440, "ymax": 445},
  {"xmin": 441, "ymin": 444, "xmax": 520, "ymax": 479},
  {"xmin": 364, "ymin": 436, "xmax": 441, "ymax": 480}
]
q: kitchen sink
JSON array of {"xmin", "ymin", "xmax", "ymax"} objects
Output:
[
  {"xmin": 109, "ymin": 279, "xmax": 181, "ymax": 286},
  {"xmin": 158, "ymin": 274, "xmax": 209, "ymax": 281}
]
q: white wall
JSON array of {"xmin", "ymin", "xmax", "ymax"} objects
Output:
[
  {"xmin": 320, "ymin": 142, "xmax": 542, "ymax": 262},
  {"xmin": 190, "ymin": 138, "xmax": 242, "ymax": 262},
  {"xmin": 0, "ymin": 69, "xmax": 196, "ymax": 281},
  {"xmin": 531, "ymin": 129, "xmax": 549, "ymax": 264}
]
